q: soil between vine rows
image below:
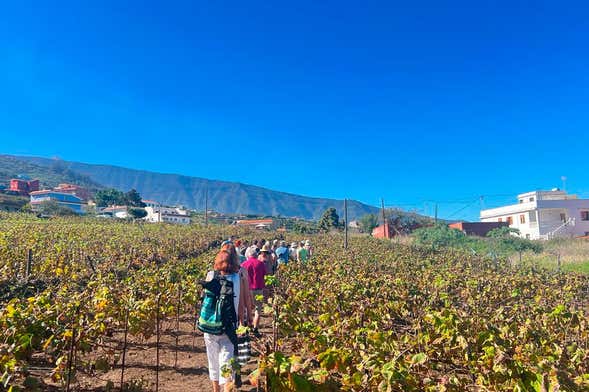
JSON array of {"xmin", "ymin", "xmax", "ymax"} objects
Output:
[{"xmin": 30, "ymin": 314, "xmax": 266, "ymax": 391}]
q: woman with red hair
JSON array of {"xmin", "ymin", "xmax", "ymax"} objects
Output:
[{"xmin": 203, "ymin": 245, "xmax": 253, "ymax": 392}]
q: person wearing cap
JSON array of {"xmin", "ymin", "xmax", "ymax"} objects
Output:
[
  {"xmin": 241, "ymin": 246, "xmax": 266, "ymax": 335},
  {"xmin": 275, "ymin": 240, "xmax": 289, "ymax": 266}
]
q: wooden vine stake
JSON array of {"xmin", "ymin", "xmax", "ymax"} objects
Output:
[
  {"xmin": 155, "ymin": 272, "xmax": 161, "ymax": 392},
  {"xmin": 120, "ymin": 303, "xmax": 130, "ymax": 392},
  {"xmin": 175, "ymin": 286, "xmax": 182, "ymax": 369},
  {"xmin": 192, "ymin": 304, "xmax": 198, "ymax": 350},
  {"xmin": 65, "ymin": 305, "xmax": 80, "ymax": 392}
]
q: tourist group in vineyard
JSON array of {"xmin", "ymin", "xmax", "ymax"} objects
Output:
[{"xmin": 198, "ymin": 238, "xmax": 313, "ymax": 391}]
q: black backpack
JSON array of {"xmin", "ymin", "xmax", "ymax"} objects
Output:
[{"xmin": 197, "ymin": 272, "xmax": 237, "ymax": 335}]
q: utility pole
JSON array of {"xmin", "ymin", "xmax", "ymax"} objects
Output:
[
  {"xmin": 204, "ymin": 187, "xmax": 208, "ymax": 226},
  {"xmin": 344, "ymin": 199, "xmax": 348, "ymax": 249},
  {"xmin": 381, "ymin": 198, "xmax": 387, "ymax": 237},
  {"xmin": 434, "ymin": 204, "xmax": 438, "ymax": 224}
]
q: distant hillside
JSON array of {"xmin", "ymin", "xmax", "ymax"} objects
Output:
[
  {"xmin": 0, "ymin": 155, "xmax": 103, "ymax": 191},
  {"xmin": 10, "ymin": 155, "xmax": 379, "ymax": 220}
]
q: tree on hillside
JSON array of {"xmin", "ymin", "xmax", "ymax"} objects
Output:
[
  {"xmin": 125, "ymin": 189, "xmax": 146, "ymax": 207},
  {"xmin": 387, "ymin": 210, "xmax": 427, "ymax": 235},
  {"xmin": 318, "ymin": 207, "xmax": 340, "ymax": 232},
  {"xmin": 128, "ymin": 207, "xmax": 148, "ymax": 220},
  {"xmin": 95, "ymin": 188, "xmax": 126, "ymax": 207},
  {"xmin": 292, "ymin": 220, "xmax": 318, "ymax": 234},
  {"xmin": 359, "ymin": 213, "xmax": 378, "ymax": 233}
]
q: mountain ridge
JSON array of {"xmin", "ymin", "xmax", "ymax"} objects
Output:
[{"xmin": 5, "ymin": 154, "xmax": 380, "ymax": 220}]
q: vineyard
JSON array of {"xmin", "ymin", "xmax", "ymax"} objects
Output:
[{"xmin": 1, "ymin": 213, "xmax": 588, "ymax": 391}]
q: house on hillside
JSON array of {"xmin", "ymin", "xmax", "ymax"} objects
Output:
[
  {"xmin": 480, "ymin": 189, "xmax": 589, "ymax": 239},
  {"xmin": 348, "ymin": 220, "xmax": 361, "ymax": 231},
  {"xmin": 142, "ymin": 199, "xmax": 161, "ymax": 209},
  {"xmin": 53, "ymin": 183, "xmax": 91, "ymax": 201},
  {"xmin": 449, "ymin": 221, "xmax": 509, "ymax": 237},
  {"xmin": 9, "ymin": 179, "xmax": 39, "ymax": 196},
  {"xmin": 235, "ymin": 219, "xmax": 275, "ymax": 230},
  {"xmin": 144, "ymin": 205, "xmax": 190, "ymax": 225},
  {"xmin": 30, "ymin": 190, "xmax": 85, "ymax": 214}
]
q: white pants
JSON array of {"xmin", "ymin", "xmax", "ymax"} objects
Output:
[{"xmin": 203, "ymin": 333, "xmax": 234, "ymax": 385}]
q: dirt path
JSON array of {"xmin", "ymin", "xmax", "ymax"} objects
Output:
[{"xmin": 34, "ymin": 315, "xmax": 267, "ymax": 391}]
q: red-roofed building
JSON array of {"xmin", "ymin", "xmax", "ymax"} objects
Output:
[
  {"xmin": 235, "ymin": 219, "xmax": 275, "ymax": 229},
  {"xmin": 9, "ymin": 179, "xmax": 39, "ymax": 196},
  {"xmin": 54, "ymin": 183, "xmax": 90, "ymax": 201}
]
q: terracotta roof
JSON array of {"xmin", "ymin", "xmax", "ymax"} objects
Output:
[{"xmin": 236, "ymin": 219, "xmax": 274, "ymax": 225}]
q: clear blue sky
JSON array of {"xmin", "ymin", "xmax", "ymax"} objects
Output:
[{"xmin": 2, "ymin": 1, "xmax": 589, "ymax": 220}]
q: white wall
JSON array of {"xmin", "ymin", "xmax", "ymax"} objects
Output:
[{"xmin": 481, "ymin": 199, "xmax": 589, "ymax": 239}]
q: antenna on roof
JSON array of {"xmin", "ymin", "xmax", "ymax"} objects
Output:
[{"xmin": 561, "ymin": 176, "xmax": 567, "ymax": 192}]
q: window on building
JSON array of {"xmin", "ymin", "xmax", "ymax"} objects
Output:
[
  {"xmin": 581, "ymin": 211, "xmax": 589, "ymax": 221},
  {"xmin": 520, "ymin": 214, "xmax": 526, "ymax": 224},
  {"xmin": 585, "ymin": 232, "xmax": 589, "ymax": 237},
  {"xmin": 529, "ymin": 197, "xmax": 535, "ymax": 202},
  {"xmin": 526, "ymin": 234, "xmax": 530, "ymax": 239},
  {"xmin": 560, "ymin": 213, "xmax": 567, "ymax": 222},
  {"xmin": 519, "ymin": 199, "xmax": 524, "ymax": 204},
  {"xmin": 507, "ymin": 216, "xmax": 513, "ymax": 225},
  {"xmin": 529, "ymin": 211, "xmax": 537, "ymax": 222}
]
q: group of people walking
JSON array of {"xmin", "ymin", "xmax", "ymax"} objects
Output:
[{"xmin": 201, "ymin": 237, "xmax": 313, "ymax": 391}]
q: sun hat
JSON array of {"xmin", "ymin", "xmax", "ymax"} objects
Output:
[
  {"xmin": 280, "ymin": 240, "xmax": 287, "ymax": 247},
  {"xmin": 304, "ymin": 240, "xmax": 311, "ymax": 246},
  {"xmin": 291, "ymin": 242, "xmax": 298, "ymax": 248},
  {"xmin": 260, "ymin": 243, "xmax": 272, "ymax": 253}
]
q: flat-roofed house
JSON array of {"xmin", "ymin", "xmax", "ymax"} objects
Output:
[
  {"xmin": 480, "ymin": 189, "xmax": 589, "ymax": 239},
  {"xmin": 30, "ymin": 190, "xmax": 85, "ymax": 214}
]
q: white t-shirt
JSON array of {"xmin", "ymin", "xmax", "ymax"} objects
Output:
[{"xmin": 226, "ymin": 272, "xmax": 240, "ymax": 320}]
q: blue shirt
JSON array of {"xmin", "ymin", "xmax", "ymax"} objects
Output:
[{"xmin": 275, "ymin": 246, "xmax": 289, "ymax": 264}]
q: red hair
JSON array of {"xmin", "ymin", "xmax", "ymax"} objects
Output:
[
  {"xmin": 216, "ymin": 247, "xmax": 240, "ymax": 273},
  {"xmin": 214, "ymin": 250, "xmax": 233, "ymax": 273}
]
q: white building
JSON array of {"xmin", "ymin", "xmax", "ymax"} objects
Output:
[
  {"xmin": 145, "ymin": 205, "xmax": 191, "ymax": 225},
  {"xmin": 142, "ymin": 199, "xmax": 161, "ymax": 209},
  {"xmin": 100, "ymin": 205, "xmax": 129, "ymax": 219},
  {"xmin": 480, "ymin": 189, "xmax": 589, "ymax": 240}
]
